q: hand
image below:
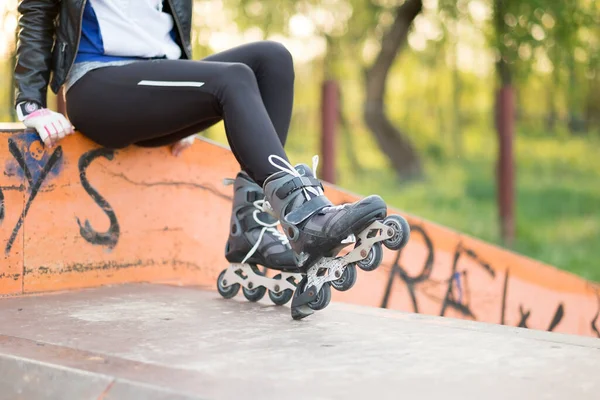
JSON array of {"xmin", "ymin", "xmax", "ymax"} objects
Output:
[
  {"xmin": 171, "ymin": 135, "xmax": 196, "ymax": 157},
  {"xmin": 22, "ymin": 108, "xmax": 75, "ymax": 147}
]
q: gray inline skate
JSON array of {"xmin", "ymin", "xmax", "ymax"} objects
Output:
[
  {"xmin": 262, "ymin": 155, "xmax": 411, "ymax": 320},
  {"xmin": 216, "ymin": 171, "xmax": 303, "ymax": 305}
]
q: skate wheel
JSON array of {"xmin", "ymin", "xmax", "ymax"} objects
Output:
[
  {"xmin": 242, "ymin": 285, "xmax": 266, "ymax": 302},
  {"xmin": 330, "ymin": 264, "xmax": 357, "ymax": 292},
  {"xmin": 308, "ymin": 283, "xmax": 332, "ymax": 311},
  {"xmin": 356, "ymin": 242, "xmax": 383, "ymax": 272},
  {"xmin": 242, "ymin": 264, "xmax": 266, "ymax": 302},
  {"xmin": 382, "ymin": 215, "xmax": 410, "ymax": 251},
  {"xmin": 217, "ymin": 269, "xmax": 240, "ymax": 299},
  {"xmin": 268, "ymin": 274, "xmax": 294, "ymax": 306}
]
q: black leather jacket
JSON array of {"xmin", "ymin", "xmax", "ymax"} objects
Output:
[{"xmin": 14, "ymin": 0, "xmax": 193, "ymax": 108}]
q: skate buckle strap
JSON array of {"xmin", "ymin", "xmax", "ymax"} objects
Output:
[
  {"xmin": 284, "ymin": 196, "xmax": 332, "ymax": 225},
  {"xmin": 275, "ymin": 176, "xmax": 323, "ymax": 200},
  {"xmin": 239, "ymin": 215, "xmax": 262, "ymax": 231},
  {"xmin": 246, "ymin": 190, "xmax": 263, "ymax": 203}
]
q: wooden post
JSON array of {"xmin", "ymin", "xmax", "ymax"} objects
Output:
[
  {"xmin": 320, "ymin": 80, "xmax": 339, "ymax": 183},
  {"xmin": 496, "ymin": 85, "xmax": 515, "ymax": 246}
]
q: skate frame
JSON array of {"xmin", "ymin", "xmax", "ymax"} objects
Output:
[
  {"xmin": 222, "ymin": 264, "xmax": 300, "ymax": 294},
  {"xmin": 304, "ymin": 220, "xmax": 394, "ymax": 293}
]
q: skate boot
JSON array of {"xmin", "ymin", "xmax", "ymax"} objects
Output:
[
  {"xmin": 216, "ymin": 171, "xmax": 303, "ymax": 306},
  {"xmin": 263, "ymin": 155, "xmax": 411, "ymax": 320}
]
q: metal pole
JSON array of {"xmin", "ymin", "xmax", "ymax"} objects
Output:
[{"xmin": 321, "ymin": 80, "xmax": 338, "ymax": 183}]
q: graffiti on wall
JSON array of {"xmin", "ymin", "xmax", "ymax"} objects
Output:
[
  {"xmin": 1, "ymin": 130, "xmax": 599, "ymax": 338},
  {"xmin": 1, "ymin": 134, "xmax": 118, "ymax": 256},
  {"xmin": 377, "ymin": 222, "xmax": 597, "ymax": 336},
  {"xmin": 77, "ymin": 148, "xmax": 120, "ymax": 249},
  {"xmin": 1, "ymin": 132, "xmax": 232, "ymax": 256}
]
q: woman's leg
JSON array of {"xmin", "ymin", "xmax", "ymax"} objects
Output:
[
  {"xmin": 67, "ymin": 57, "xmax": 288, "ymax": 185},
  {"xmin": 200, "ymin": 41, "xmax": 294, "ymax": 146},
  {"xmin": 134, "ymin": 41, "xmax": 294, "ymax": 149}
]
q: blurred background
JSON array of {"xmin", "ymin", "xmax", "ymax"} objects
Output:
[{"xmin": 1, "ymin": 0, "xmax": 599, "ymax": 281}]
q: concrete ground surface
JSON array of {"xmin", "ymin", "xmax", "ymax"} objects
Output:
[{"xmin": 0, "ymin": 284, "xmax": 598, "ymax": 400}]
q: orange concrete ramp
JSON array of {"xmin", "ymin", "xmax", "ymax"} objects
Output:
[{"xmin": 1, "ymin": 125, "xmax": 599, "ymax": 338}]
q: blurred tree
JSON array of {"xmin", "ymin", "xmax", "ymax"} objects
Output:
[
  {"xmin": 489, "ymin": 0, "xmax": 599, "ymax": 134},
  {"xmin": 361, "ymin": 0, "xmax": 423, "ymax": 179},
  {"xmin": 224, "ymin": 0, "xmax": 424, "ymax": 179},
  {"xmin": 480, "ymin": 0, "xmax": 599, "ymax": 244}
]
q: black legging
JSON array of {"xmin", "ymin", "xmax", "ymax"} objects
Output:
[{"xmin": 66, "ymin": 41, "xmax": 293, "ymax": 185}]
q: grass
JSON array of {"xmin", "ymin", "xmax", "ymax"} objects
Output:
[{"xmin": 339, "ymin": 129, "xmax": 600, "ymax": 283}]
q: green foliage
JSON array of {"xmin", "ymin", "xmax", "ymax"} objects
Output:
[{"xmin": 340, "ymin": 130, "xmax": 600, "ymax": 282}]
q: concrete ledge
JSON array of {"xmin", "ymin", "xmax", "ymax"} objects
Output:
[
  {"xmin": 0, "ymin": 352, "xmax": 204, "ymax": 400},
  {"xmin": 0, "ymin": 354, "xmax": 112, "ymax": 400}
]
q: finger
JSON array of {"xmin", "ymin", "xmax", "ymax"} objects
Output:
[
  {"xmin": 56, "ymin": 124, "xmax": 66, "ymax": 140},
  {"xmin": 42, "ymin": 125, "xmax": 54, "ymax": 147},
  {"xmin": 53, "ymin": 121, "xmax": 64, "ymax": 140},
  {"xmin": 38, "ymin": 127, "xmax": 51, "ymax": 147},
  {"xmin": 60, "ymin": 115, "xmax": 75, "ymax": 134},
  {"xmin": 57, "ymin": 118, "xmax": 69, "ymax": 138},
  {"xmin": 48, "ymin": 122, "xmax": 59, "ymax": 143}
]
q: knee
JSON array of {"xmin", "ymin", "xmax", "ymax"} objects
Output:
[
  {"xmin": 222, "ymin": 62, "xmax": 258, "ymax": 91},
  {"xmin": 259, "ymin": 41, "xmax": 294, "ymax": 80},
  {"xmin": 260, "ymin": 41, "xmax": 293, "ymax": 65}
]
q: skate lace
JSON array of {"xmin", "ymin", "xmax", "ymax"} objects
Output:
[
  {"xmin": 241, "ymin": 199, "xmax": 290, "ymax": 264},
  {"xmin": 267, "ymin": 155, "xmax": 351, "ymax": 216},
  {"xmin": 268, "ymin": 155, "xmax": 324, "ymax": 201}
]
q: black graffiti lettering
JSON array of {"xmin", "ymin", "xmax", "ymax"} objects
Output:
[
  {"xmin": 440, "ymin": 242, "xmax": 495, "ymax": 319},
  {"xmin": 592, "ymin": 292, "xmax": 600, "ymax": 338},
  {"xmin": 378, "ymin": 222, "xmax": 593, "ymax": 334},
  {"xmin": 76, "ymin": 148, "xmax": 120, "ymax": 249},
  {"xmin": 5, "ymin": 138, "xmax": 63, "ymax": 255},
  {"xmin": 440, "ymin": 270, "xmax": 475, "ymax": 319},
  {"xmin": 380, "ymin": 224, "xmax": 434, "ymax": 312},
  {"xmin": 515, "ymin": 303, "xmax": 563, "ymax": 331},
  {"xmin": 380, "ymin": 226, "xmax": 495, "ymax": 321},
  {"xmin": 380, "ymin": 252, "xmax": 412, "ymax": 310},
  {"xmin": 547, "ymin": 303, "xmax": 564, "ymax": 332},
  {"xmin": 518, "ymin": 305, "xmax": 531, "ymax": 328}
]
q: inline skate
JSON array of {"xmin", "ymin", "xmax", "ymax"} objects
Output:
[
  {"xmin": 216, "ymin": 171, "xmax": 303, "ymax": 305},
  {"xmin": 262, "ymin": 155, "xmax": 411, "ymax": 320}
]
